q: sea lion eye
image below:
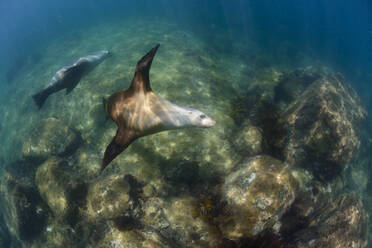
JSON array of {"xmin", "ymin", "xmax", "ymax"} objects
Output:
[{"xmin": 200, "ymin": 114, "xmax": 206, "ymax": 119}]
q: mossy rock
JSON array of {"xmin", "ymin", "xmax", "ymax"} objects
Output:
[
  {"xmin": 22, "ymin": 117, "xmax": 82, "ymax": 161},
  {"xmin": 219, "ymin": 155, "xmax": 298, "ymax": 241},
  {"xmin": 0, "ymin": 161, "xmax": 49, "ymax": 243},
  {"xmin": 280, "ymin": 74, "xmax": 367, "ymax": 180},
  {"xmin": 233, "ymin": 122, "xmax": 263, "ymax": 156},
  {"xmin": 288, "ymin": 194, "xmax": 368, "ymax": 248},
  {"xmin": 85, "ymin": 174, "xmax": 136, "ymax": 219},
  {"xmin": 35, "ymin": 157, "xmax": 87, "ymax": 220}
]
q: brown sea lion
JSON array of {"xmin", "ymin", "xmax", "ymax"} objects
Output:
[
  {"xmin": 32, "ymin": 50, "xmax": 111, "ymax": 109},
  {"xmin": 102, "ymin": 44, "xmax": 215, "ymax": 171}
]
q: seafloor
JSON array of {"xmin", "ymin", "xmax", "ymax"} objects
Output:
[{"xmin": 0, "ymin": 18, "xmax": 371, "ymax": 248}]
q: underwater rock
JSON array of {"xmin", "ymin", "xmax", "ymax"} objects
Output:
[
  {"xmin": 0, "ymin": 212, "xmax": 12, "ymax": 248},
  {"xmin": 0, "ymin": 161, "xmax": 48, "ymax": 243},
  {"xmin": 287, "ymin": 194, "xmax": 368, "ymax": 248},
  {"xmin": 280, "ymin": 74, "xmax": 367, "ymax": 180},
  {"xmin": 35, "ymin": 156, "xmax": 87, "ymax": 220},
  {"xmin": 95, "ymin": 226, "xmax": 171, "ymax": 248},
  {"xmin": 22, "ymin": 117, "xmax": 82, "ymax": 161},
  {"xmin": 279, "ymin": 178, "xmax": 336, "ymax": 238},
  {"xmin": 232, "ymin": 121, "xmax": 263, "ymax": 156},
  {"xmin": 274, "ymin": 66, "xmax": 328, "ymax": 110},
  {"xmin": 165, "ymin": 160, "xmax": 200, "ymax": 187},
  {"xmin": 85, "ymin": 173, "xmax": 142, "ymax": 220},
  {"xmin": 31, "ymin": 220, "xmax": 82, "ymax": 248},
  {"xmin": 141, "ymin": 195, "xmax": 226, "ymax": 247},
  {"xmin": 219, "ymin": 155, "xmax": 297, "ymax": 241}
]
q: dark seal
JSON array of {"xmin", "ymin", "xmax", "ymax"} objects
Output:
[{"xmin": 32, "ymin": 50, "xmax": 110, "ymax": 109}]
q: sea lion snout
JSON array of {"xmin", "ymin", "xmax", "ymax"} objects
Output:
[
  {"xmin": 189, "ymin": 110, "xmax": 216, "ymax": 128},
  {"xmin": 200, "ymin": 114, "xmax": 216, "ymax": 128},
  {"xmin": 99, "ymin": 50, "xmax": 111, "ymax": 58}
]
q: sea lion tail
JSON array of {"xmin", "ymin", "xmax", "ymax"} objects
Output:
[
  {"xmin": 32, "ymin": 89, "xmax": 50, "ymax": 109},
  {"xmin": 136, "ymin": 44, "xmax": 160, "ymax": 73},
  {"xmin": 130, "ymin": 44, "xmax": 160, "ymax": 92}
]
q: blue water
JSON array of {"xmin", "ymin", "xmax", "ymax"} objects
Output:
[
  {"xmin": 1, "ymin": 1, "xmax": 371, "ymax": 94},
  {"xmin": 0, "ymin": 0, "xmax": 371, "ymax": 247}
]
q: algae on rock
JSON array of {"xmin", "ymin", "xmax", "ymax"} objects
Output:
[
  {"xmin": 0, "ymin": 161, "xmax": 49, "ymax": 244},
  {"xmin": 219, "ymin": 155, "xmax": 298, "ymax": 241},
  {"xmin": 35, "ymin": 156, "xmax": 87, "ymax": 219},
  {"xmin": 280, "ymin": 74, "xmax": 367, "ymax": 180},
  {"xmin": 22, "ymin": 117, "xmax": 82, "ymax": 161}
]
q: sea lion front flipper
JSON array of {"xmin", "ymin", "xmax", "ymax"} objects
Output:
[
  {"xmin": 102, "ymin": 97, "xmax": 110, "ymax": 123},
  {"xmin": 129, "ymin": 44, "xmax": 160, "ymax": 93},
  {"xmin": 65, "ymin": 77, "xmax": 81, "ymax": 95},
  {"xmin": 101, "ymin": 128, "xmax": 136, "ymax": 172}
]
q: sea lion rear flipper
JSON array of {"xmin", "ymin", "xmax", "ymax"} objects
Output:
[
  {"xmin": 129, "ymin": 44, "xmax": 160, "ymax": 92},
  {"xmin": 101, "ymin": 128, "xmax": 136, "ymax": 172},
  {"xmin": 66, "ymin": 86, "xmax": 74, "ymax": 95},
  {"xmin": 32, "ymin": 89, "xmax": 50, "ymax": 109}
]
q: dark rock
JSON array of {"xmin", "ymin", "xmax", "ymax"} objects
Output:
[
  {"xmin": 140, "ymin": 195, "xmax": 225, "ymax": 247},
  {"xmin": 0, "ymin": 212, "xmax": 12, "ymax": 248},
  {"xmin": 0, "ymin": 161, "xmax": 49, "ymax": 243},
  {"xmin": 274, "ymin": 66, "xmax": 328, "ymax": 110},
  {"xmin": 85, "ymin": 173, "xmax": 142, "ymax": 220},
  {"xmin": 280, "ymin": 74, "xmax": 367, "ymax": 180},
  {"xmin": 22, "ymin": 117, "xmax": 82, "ymax": 161},
  {"xmin": 165, "ymin": 160, "xmax": 200, "ymax": 186},
  {"xmin": 280, "ymin": 179, "xmax": 337, "ymax": 238},
  {"xmin": 285, "ymin": 194, "xmax": 368, "ymax": 248},
  {"xmin": 218, "ymin": 155, "xmax": 298, "ymax": 241}
]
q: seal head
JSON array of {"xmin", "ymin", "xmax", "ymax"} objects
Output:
[{"xmin": 101, "ymin": 44, "xmax": 215, "ymax": 171}]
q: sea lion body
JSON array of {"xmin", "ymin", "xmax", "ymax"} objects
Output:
[
  {"xmin": 33, "ymin": 50, "xmax": 110, "ymax": 109},
  {"xmin": 102, "ymin": 44, "xmax": 215, "ymax": 171}
]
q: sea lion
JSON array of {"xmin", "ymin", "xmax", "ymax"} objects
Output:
[
  {"xmin": 102, "ymin": 44, "xmax": 215, "ymax": 171},
  {"xmin": 32, "ymin": 50, "xmax": 111, "ymax": 109}
]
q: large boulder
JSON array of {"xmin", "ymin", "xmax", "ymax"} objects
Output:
[
  {"xmin": 35, "ymin": 157, "xmax": 87, "ymax": 220},
  {"xmin": 286, "ymin": 194, "xmax": 368, "ymax": 248},
  {"xmin": 280, "ymin": 74, "xmax": 367, "ymax": 180},
  {"xmin": 274, "ymin": 66, "xmax": 328, "ymax": 110},
  {"xmin": 22, "ymin": 117, "xmax": 81, "ymax": 161},
  {"xmin": 218, "ymin": 155, "xmax": 298, "ymax": 241},
  {"xmin": 140, "ymin": 195, "xmax": 228, "ymax": 248},
  {"xmin": 85, "ymin": 173, "xmax": 142, "ymax": 220},
  {"xmin": 0, "ymin": 161, "xmax": 49, "ymax": 243},
  {"xmin": 279, "ymin": 176, "xmax": 343, "ymax": 238}
]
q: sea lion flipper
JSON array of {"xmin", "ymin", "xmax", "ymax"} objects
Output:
[
  {"xmin": 66, "ymin": 86, "xmax": 74, "ymax": 95},
  {"xmin": 129, "ymin": 44, "xmax": 160, "ymax": 92},
  {"xmin": 101, "ymin": 128, "xmax": 136, "ymax": 172},
  {"xmin": 32, "ymin": 89, "xmax": 50, "ymax": 109},
  {"xmin": 102, "ymin": 97, "xmax": 110, "ymax": 123}
]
